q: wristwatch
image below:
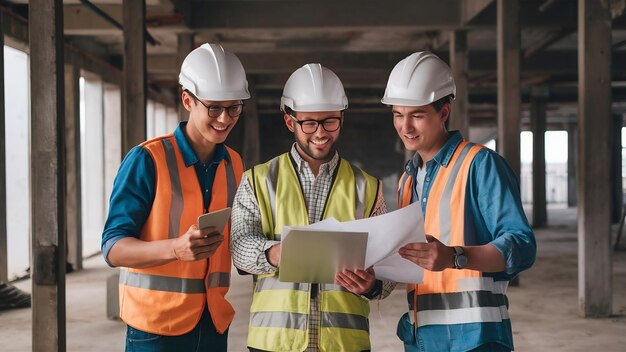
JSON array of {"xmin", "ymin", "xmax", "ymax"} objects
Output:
[
  {"xmin": 453, "ymin": 246, "xmax": 468, "ymax": 269},
  {"xmin": 363, "ymin": 280, "xmax": 383, "ymax": 300}
]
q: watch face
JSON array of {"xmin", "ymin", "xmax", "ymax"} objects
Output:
[{"xmin": 455, "ymin": 254, "xmax": 468, "ymax": 269}]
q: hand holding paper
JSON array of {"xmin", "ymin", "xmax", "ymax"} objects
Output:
[
  {"xmin": 334, "ymin": 201, "xmax": 426, "ymax": 283},
  {"xmin": 278, "ymin": 202, "xmax": 426, "ymax": 284}
]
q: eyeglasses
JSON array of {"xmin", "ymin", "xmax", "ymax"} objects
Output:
[
  {"xmin": 289, "ymin": 114, "xmax": 342, "ymax": 134},
  {"xmin": 188, "ymin": 92, "xmax": 244, "ymax": 118}
]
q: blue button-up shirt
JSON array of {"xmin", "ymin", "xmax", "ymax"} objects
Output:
[
  {"xmin": 399, "ymin": 131, "xmax": 536, "ymax": 351},
  {"xmin": 101, "ymin": 122, "xmax": 227, "ymax": 266}
]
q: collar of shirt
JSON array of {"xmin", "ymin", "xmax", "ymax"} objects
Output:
[
  {"xmin": 405, "ymin": 130, "xmax": 464, "ymax": 175},
  {"xmin": 174, "ymin": 121, "xmax": 229, "ymax": 168},
  {"xmin": 289, "ymin": 143, "xmax": 340, "ymax": 176}
]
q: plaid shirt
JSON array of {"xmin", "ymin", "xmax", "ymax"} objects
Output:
[{"xmin": 231, "ymin": 144, "xmax": 395, "ymax": 351}]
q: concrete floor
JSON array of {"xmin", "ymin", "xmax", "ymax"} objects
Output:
[{"xmin": 1, "ymin": 206, "xmax": 625, "ymax": 351}]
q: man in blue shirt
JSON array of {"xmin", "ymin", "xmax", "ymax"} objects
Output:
[
  {"xmin": 383, "ymin": 52, "xmax": 536, "ymax": 351},
  {"xmin": 102, "ymin": 43, "xmax": 249, "ymax": 352}
]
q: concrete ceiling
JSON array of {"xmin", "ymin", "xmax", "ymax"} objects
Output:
[{"xmin": 4, "ymin": 0, "xmax": 626, "ymax": 126}]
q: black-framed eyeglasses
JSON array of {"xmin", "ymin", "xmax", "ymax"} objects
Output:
[
  {"xmin": 187, "ymin": 91, "xmax": 244, "ymax": 118},
  {"xmin": 289, "ymin": 114, "xmax": 342, "ymax": 134}
]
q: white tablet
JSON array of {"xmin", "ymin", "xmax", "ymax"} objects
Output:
[
  {"xmin": 278, "ymin": 229, "xmax": 368, "ymax": 284},
  {"xmin": 197, "ymin": 207, "xmax": 232, "ymax": 234}
]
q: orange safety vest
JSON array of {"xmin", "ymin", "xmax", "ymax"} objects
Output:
[
  {"xmin": 118, "ymin": 134, "xmax": 243, "ymax": 336},
  {"xmin": 398, "ymin": 141, "xmax": 510, "ymax": 327}
]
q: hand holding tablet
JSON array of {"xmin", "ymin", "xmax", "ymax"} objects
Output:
[{"xmin": 197, "ymin": 207, "xmax": 232, "ymax": 236}]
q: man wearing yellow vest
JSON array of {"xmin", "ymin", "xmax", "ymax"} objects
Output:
[
  {"xmin": 101, "ymin": 43, "xmax": 249, "ymax": 351},
  {"xmin": 384, "ymin": 52, "xmax": 536, "ymax": 352},
  {"xmin": 231, "ymin": 63, "xmax": 395, "ymax": 352}
]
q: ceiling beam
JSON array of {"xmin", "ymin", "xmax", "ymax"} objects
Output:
[
  {"xmin": 467, "ymin": 0, "xmax": 579, "ymax": 28},
  {"xmin": 179, "ymin": 0, "xmax": 462, "ymax": 29},
  {"xmin": 523, "ymin": 28, "xmax": 577, "ymax": 59},
  {"xmin": 64, "ymin": 4, "xmax": 122, "ymax": 35},
  {"xmin": 148, "ymin": 51, "xmax": 626, "ymax": 78},
  {"xmin": 461, "ymin": 0, "xmax": 495, "ymax": 25},
  {"xmin": 0, "ymin": 7, "xmax": 29, "ymax": 51}
]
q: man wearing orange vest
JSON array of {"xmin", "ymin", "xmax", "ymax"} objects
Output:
[
  {"xmin": 383, "ymin": 52, "xmax": 536, "ymax": 351},
  {"xmin": 101, "ymin": 43, "xmax": 249, "ymax": 351}
]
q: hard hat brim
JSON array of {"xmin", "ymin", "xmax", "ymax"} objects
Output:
[
  {"xmin": 381, "ymin": 96, "xmax": 435, "ymax": 107},
  {"xmin": 193, "ymin": 91, "xmax": 251, "ymax": 101},
  {"xmin": 287, "ymin": 103, "xmax": 347, "ymax": 113}
]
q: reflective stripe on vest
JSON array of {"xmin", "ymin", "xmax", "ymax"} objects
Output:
[
  {"xmin": 119, "ymin": 135, "xmax": 243, "ymax": 336},
  {"xmin": 162, "ymin": 138, "xmax": 184, "ymax": 239},
  {"xmin": 206, "ymin": 272, "xmax": 231, "ymax": 289},
  {"xmin": 250, "ymin": 311, "xmax": 308, "ymax": 330},
  {"xmin": 321, "ymin": 312, "xmax": 369, "ymax": 331},
  {"xmin": 437, "ymin": 142, "xmax": 474, "ymax": 245},
  {"xmin": 406, "ymin": 277, "xmax": 510, "ymax": 327},
  {"xmin": 245, "ymin": 153, "xmax": 377, "ymax": 352},
  {"xmin": 120, "ymin": 269, "xmax": 205, "ymax": 293},
  {"xmin": 398, "ymin": 141, "xmax": 511, "ymax": 328}
]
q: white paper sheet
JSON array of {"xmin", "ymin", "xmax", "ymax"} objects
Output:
[
  {"xmin": 281, "ymin": 201, "xmax": 426, "ymax": 283},
  {"xmin": 338, "ymin": 201, "xmax": 425, "ymax": 283}
]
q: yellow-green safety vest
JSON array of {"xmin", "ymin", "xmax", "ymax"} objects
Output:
[{"xmin": 246, "ymin": 153, "xmax": 380, "ymax": 352}]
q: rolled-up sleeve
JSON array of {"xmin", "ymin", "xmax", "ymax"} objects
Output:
[
  {"xmin": 230, "ymin": 174, "xmax": 280, "ymax": 275},
  {"xmin": 468, "ymin": 149, "xmax": 537, "ymax": 279},
  {"xmin": 101, "ymin": 146, "xmax": 156, "ymax": 267}
]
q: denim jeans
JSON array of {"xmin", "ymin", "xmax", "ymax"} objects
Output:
[{"xmin": 125, "ymin": 308, "xmax": 228, "ymax": 352}]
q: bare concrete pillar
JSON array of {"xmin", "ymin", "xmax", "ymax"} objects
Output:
[
  {"xmin": 449, "ymin": 30, "xmax": 469, "ymax": 137},
  {"xmin": 567, "ymin": 122, "xmax": 578, "ymax": 207},
  {"xmin": 578, "ymin": 0, "xmax": 612, "ymax": 318},
  {"xmin": 30, "ymin": 0, "xmax": 66, "ymax": 350},
  {"xmin": 0, "ymin": 13, "xmax": 6, "ymax": 283},
  {"xmin": 497, "ymin": 0, "xmax": 521, "ymax": 179},
  {"xmin": 497, "ymin": 0, "xmax": 521, "ymax": 287},
  {"xmin": 177, "ymin": 33, "xmax": 194, "ymax": 122},
  {"xmin": 530, "ymin": 87, "xmax": 548, "ymax": 228},
  {"xmin": 122, "ymin": 0, "xmax": 147, "ymax": 155},
  {"xmin": 612, "ymin": 113, "xmax": 623, "ymax": 224},
  {"xmin": 242, "ymin": 77, "xmax": 260, "ymax": 168},
  {"xmin": 64, "ymin": 62, "xmax": 82, "ymax": 271}
]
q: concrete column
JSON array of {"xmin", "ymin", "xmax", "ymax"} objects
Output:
[
  {"xmin": 530, "ymin": 87, "xmax": 548, "ymax": 228},
  {"xmin": 612, "ymin": 113, "xmax": 623, "ymax": 224},
  {"xmin": 497, "ymin": 0, "xmax": 521, "ymax": 179},
  {"xmin": 0, "ymin": 14, "xmax": 6, "ymax": 283},
  {"xmin": 449, "ymin": 30, "xmax": 469, "ymax": 137},
  {"xmin": 122, "ymin": 0, "xmax": 147, "ymax": 155},
  {"xmin": 242, "ymin": 77, "xmax": 260, "ymax": 168},
  {"xmin": 577, "ymin": 0, "xmax": 612, "ymax": 317},
  {"xmin": 64, "ymin": 62, "xmax": 82, "ymax": 271},
  {"xmin": 497, "ymin": 0, "xmax": 521, "ymax": 287},
  {"xmin": 30, "ymin": 0, "xmax": 66, "ymax": 350},
  {"xmin": 567, "ymin": 122, "xmax": 578, "ymax": 207},
  {"xmin": 177, "ymin": 33, "xmax": 194, "ymax": 121}
]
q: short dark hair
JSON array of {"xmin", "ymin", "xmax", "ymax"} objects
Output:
[
  {"xmin": 432, "ymin": 94, "xmax": 454, "ymax": 112},
  {"xmin": 432, "ymin": 94, "xmax": 454, "ymax": 130},
  {"xmin": 283, "ymin": 106, "xmax": 296, "ymax": 116}
]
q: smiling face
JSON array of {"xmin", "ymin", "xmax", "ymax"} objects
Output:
[
  {"xmin": 392, "ymin": 103, "xmax": 450, "ymax": 162},
  {"xmin": 284, "ymin": 110, "xmax": 343, "ymax": 164},
  {"xmin": 182, "ymin": 91, "xmax": 241, "ymax": 146}
]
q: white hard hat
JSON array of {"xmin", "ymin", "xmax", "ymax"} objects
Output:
[
  {"xmin": 381, "ymin": 51, "xmax": 455, "ymax": 107},
  {"xmin": 281, "ymin": 63, "xmax": 348, "ymax": 112},
  {"xmin": 179, "ymin": 43, "xmax": 250, "ymax": 101}
]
